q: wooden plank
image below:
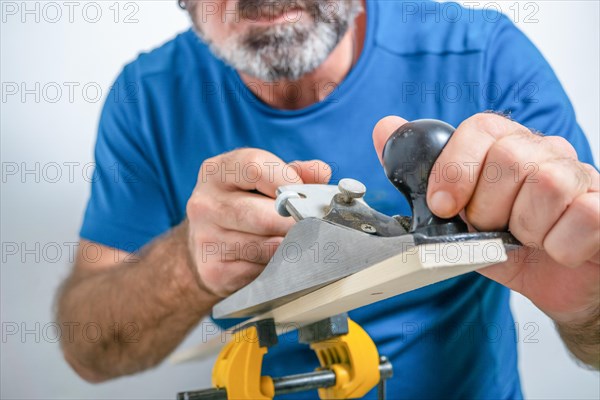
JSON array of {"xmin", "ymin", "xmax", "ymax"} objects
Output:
[{"xmin": 170, "ymin": 238, "xmax": 506, "ymax": 364}]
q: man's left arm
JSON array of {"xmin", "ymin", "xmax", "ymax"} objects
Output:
[{"xmin": 373, "ymin": 15, "xmax": 599, "ymax": 369}]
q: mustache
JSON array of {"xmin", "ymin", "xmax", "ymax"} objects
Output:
[{"xmin": 237, "ymin": 0, "xmax": 336, "ymax": 20}]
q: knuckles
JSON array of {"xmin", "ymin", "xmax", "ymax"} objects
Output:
[
  {"xmin": 463, "ymin": 112, "xmax": 512, "ymax": 139},
  {"xmin": 186, "ymin": 193, "xmax": 213, "ymax": 221},
  {"xmin": 198, "ymin": 156, "xmax": 219, "ymax": 183},
  {"xmin": 544, "ymin": 136, "xmax": 578, "ymax": 159},
  {"xmin": 534, "ymin": 162, "xmax": 573, "ymax": 206},
  {"xmin": 573, "ymin": 193, "xmax": 600, "ymax": 228},
  {"xmin": 488, "ymin": 129, "xmax": 544, "ymax": 169},
  {"xmin": 543, "ymin": 193, "xmax": 599, "ymax": 268},
  {"xmin": 507, "ymin": 161, "xmax": 584, "ymax": 246},
  {"xmin": 544, "ymin": 234, "xmax": 587, "ymax": 269}
]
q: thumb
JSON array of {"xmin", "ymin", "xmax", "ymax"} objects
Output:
[
  {"xmin": 288, "ymin": 160, "xmax": 332, "ymax": 184},
  {"xmin": 372, "ymin": 116, "xmax": 409, "ymax": 164}
]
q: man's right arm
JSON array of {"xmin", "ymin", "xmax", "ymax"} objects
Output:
[
  {"xmin": 56, "ymin": 149, "xmax": 331, "ymax": 382},
  {"xmin": 56, "ymin": 222, "xmax": 218, "ymax": 383}
]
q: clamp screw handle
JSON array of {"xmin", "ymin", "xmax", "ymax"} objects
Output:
[{"xmin": 338, "ymin": 178, "xmax": 366, "ymax": 204}]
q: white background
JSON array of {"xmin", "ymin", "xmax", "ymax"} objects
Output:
[{"xmin": 1, "ymin": 0, "xmax": 599, "ymax": 398}]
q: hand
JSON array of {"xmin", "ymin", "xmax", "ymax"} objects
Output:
[
  {"xmin": 186, "ymin": 148, "xmax": 331, "ymax": 298},
  {"xmin": 373, "ymin": 113, "xmax": 599, "ymax": 325}
]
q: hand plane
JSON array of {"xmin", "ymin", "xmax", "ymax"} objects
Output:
[
  {"xmin": 212, "ymin": 119, "xmax": 519, "ymax": 320},
  {"xmin": 176, "ymin": 120, "xmax": 520, "ymax": 400}
]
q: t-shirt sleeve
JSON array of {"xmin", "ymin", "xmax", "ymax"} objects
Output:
[
  {"xmin": 80, "ymin": 65, "xmax": 173, "ymax": 252},
  {"xmin": 482, "ymin": 14, "xmax": 596, "ymax": 166}
]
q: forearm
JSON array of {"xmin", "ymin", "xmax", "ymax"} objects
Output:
[
  {"xmin": 56, "ymin": 222, "xmax": 220, "ymax": 382},
  {"xmin": 555, "ymin": 305, "xmax": 600, "ymax": 370}
]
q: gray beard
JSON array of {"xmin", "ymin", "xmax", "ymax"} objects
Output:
[{"xmin": 193, "ymin": 0, "xmax": 363, "ymax": 82}]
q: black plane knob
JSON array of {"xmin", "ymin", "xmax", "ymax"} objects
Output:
[{"xmin": 382, "ymin": 119, "xmax": 468, "ymax": 236}]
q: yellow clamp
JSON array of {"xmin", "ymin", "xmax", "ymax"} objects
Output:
[
  {"xmin": 212, "ymin": 322, "xmax": 275, "ymax": 399},
  {"xmin": 211, "ymin": 318, "xmax": 380, "ymax": 400},
  {"xmin": 310, "ymin": 319, "xmax": 380, "ymax": 399}
]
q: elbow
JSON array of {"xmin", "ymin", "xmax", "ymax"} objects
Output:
[
  {"xmin": 62, "ymin": 347, "xmax": 112, "ymax": 383},
  {"xmin": 55, "ymin": 270, "xmax": 115, "ymax": 383}
]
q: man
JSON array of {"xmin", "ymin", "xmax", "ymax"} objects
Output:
[{"xmin": 56, "ymin": 0, "xmax": 599, "ymax": 398}]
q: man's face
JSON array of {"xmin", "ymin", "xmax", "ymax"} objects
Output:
[{"xmin": 186, "ymin": 0, "xmax": 362, "ymax": 81}]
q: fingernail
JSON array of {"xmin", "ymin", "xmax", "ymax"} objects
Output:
[{"xmin": 429, "ymin": 191, "xmax": 456, "ymax": 217}]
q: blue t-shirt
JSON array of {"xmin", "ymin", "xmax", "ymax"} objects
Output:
[{"xmin": 81, "ymin": 1, "xmax": 594, "ymax": 398}]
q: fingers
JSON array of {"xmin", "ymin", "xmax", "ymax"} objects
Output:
[
  {"xmin": 426, "ymin": 113, "xmax": 526, "ymax": 218},
  {"xmin": 199, "ymin": 148, "xmax": 296, "ymax": 197},
  {"xmin": 188, "ymin": 210, "xmax": 286, "ymax": 297},
  {"xmin": 200, "ymin": 149, "xmax": 331, "ymax": 198},
  {"xmin": 543, "ymin": 191, "xmax": 600, "ymax": 268},
  {"xmin": 371, "ymin": 113, "xmax": 599, "ymax": 271},
  {"xmin": 188, "ymin": 148, "xmax": 334, "ymax": 296},
  {"xmin": 289, "ymin": 160, "xmax": 332, "ymax": 184},
  {"xmin": 423, "ymin": 112, "xmax": 598, "ymax": 268},
  {"xmin": 198, "ymin": 260, "xmax": 271, "ymax": 298},
  {"xmin": 193, "ymin": 149, "xmax": 332, "ymax": 236},
  {"xmin": 372, "ymin": 116, "xmax": 409, "ymax": 164},
  {"xmin": 509, "ymin": 158, "xmax": 592, "ymax": 247},
  {"xmin": 464, "ymin": 132, "xmax": 565, "ymax": 231},
  {"xmin": 212, "ymin": 191, "xmax": 295, "ymax": 236},
  {"xmin": 200, "ymin": 228, "xmax": 283, "ymax": 265},
  {"xmin": 188, "ymin": 185, "xmax": 295, "ymax": 236}
]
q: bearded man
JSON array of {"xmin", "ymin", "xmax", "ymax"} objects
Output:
[{"xmin": 56, "ymin": 0, "xmax": 599, "ymax": 398}]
